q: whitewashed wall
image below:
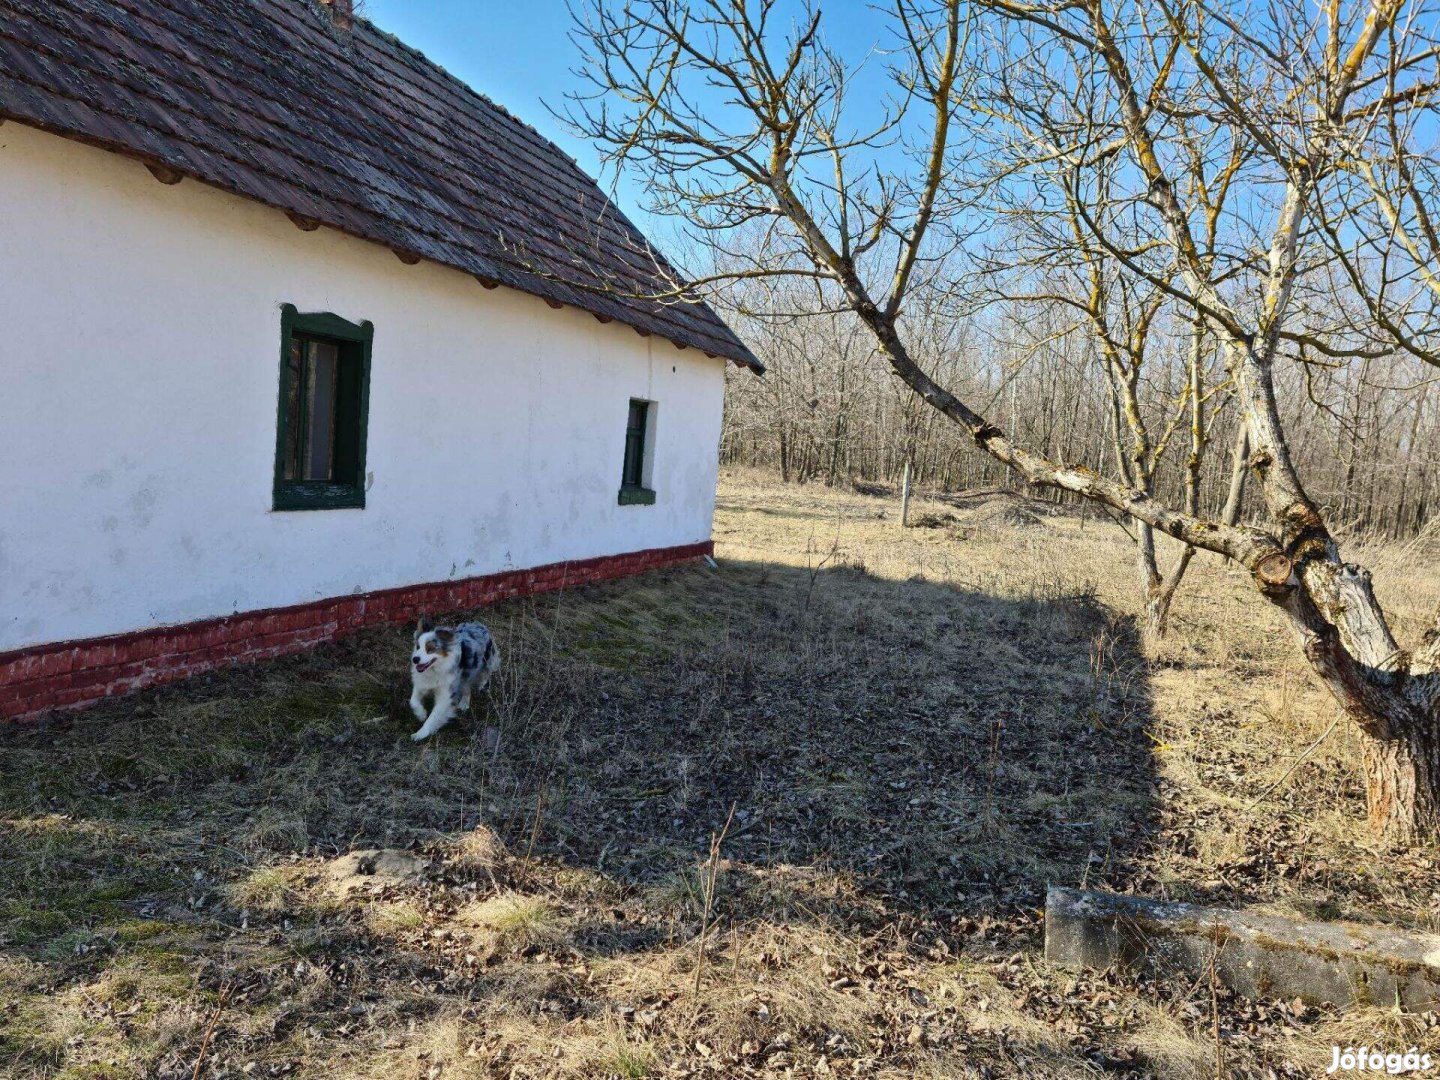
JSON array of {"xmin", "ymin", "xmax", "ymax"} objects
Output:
[{"xmin": 0, "ymin": 123, "xmax": 728, "ymax": 652}]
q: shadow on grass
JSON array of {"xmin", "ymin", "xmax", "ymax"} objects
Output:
[{"xmin": 0, "ymin": 558, "xmax": 1160, "ymax": 1077}]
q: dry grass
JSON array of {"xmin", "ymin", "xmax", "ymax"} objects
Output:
[{"xmin": 2, "ymin": 467, "xmax": 1438, "ymax": 1079}]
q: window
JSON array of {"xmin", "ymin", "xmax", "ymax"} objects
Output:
[
  {"xmin": 272, "ymin": 305, "xmax": 373, "ymax": 511},
  {"xmin": 618, "ymin": 398, "xmax": 656, "ymax": 505}
]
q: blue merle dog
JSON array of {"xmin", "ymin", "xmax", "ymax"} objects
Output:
[{"xmin": 408, "ymin": 616, "xmax": 501, "ymax": 742}]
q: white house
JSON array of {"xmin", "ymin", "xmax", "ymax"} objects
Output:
[{"xmin": 0, "ymin": 0, "xmax": 760, "ymax": 721}]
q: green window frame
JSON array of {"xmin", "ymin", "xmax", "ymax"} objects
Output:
[
  {"xmin": 272, "ymin": 304, "xmax": 373, "ymax": 512},
  {"xmin": 618, "ymin": 398, "xmax": 656, "ymax": 506}
]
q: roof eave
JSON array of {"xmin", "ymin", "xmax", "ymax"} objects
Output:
[{"xmin": 1, "ymin": 109, "xmax": 764, "ymax": 371}]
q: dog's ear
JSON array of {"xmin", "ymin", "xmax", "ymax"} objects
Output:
[
  {"xmin": 415, "ymin": 616, "xmax": 434, "ymax": 640},
  {"xmin": 434, "ymin": 628, "xmax": 456, "ymax": 649}
]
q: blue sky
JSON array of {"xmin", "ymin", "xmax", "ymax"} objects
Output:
[
  {"xmin": 363, "ymin": 2, "xmax": 594, "ymax": 166},
  {"xmin": 362, "ymin": 1, "xmax": 897, "ymax": 251}
]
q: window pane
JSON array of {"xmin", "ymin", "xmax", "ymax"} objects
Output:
[
  {"xmin": 623, "ymin": 400, "xmax": 648, "ymax": 487},
  {"xmin": 282, "ymin": 338, "xmax": 305, "ymax": 482},
  {"xmin": 331, "ymin": 347, "xmax": 363, "ymax": 486},
  {"xmin": 623, "ymin": 434, "xmax": 642, "ymax": 487},
  {"xmin": 275, "ymin": 312, "xmax": 372, "ymax": 510},
  {"xmin": 302, "ymin": 340, "xmax": 340, "ymax": 482}
]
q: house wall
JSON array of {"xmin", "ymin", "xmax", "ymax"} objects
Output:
[{"xmin": 0, "ymin": 124, "xmax": 727, "ymax": 697}]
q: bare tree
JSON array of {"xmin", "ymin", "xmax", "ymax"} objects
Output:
[
  {"xmin": 564, "ymin": 0, "xmax": 1440, "ymax": 842},
  {"xmin": 969, "ymin": 134, "xmax": 1245, "ymax": 640}
]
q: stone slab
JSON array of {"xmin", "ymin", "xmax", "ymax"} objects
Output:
[{"xmin": 1045, "ymin": 886, "xmax": 1440, "ymax": 1009}]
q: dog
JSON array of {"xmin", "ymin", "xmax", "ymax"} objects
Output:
[{"xmin": 408, "ymin": 616, "xmax": 501, "ymax": 742}]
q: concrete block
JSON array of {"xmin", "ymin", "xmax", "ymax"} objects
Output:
[{"xmin": 1045, "ymin": 886, "xmax": 1440, "ymax": 1009}]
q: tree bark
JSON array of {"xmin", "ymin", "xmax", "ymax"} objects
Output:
[
  {"xmin": 1361, "ymin": 727, "xmax": 1440, "ymax": 844},
  {"xmin": 1142, "ymin": 544, "xmax": 1196, "ymax": 645},
  {"xmin": 1272, "ymin": 559, "xmax": 1440, "ymax": 843},
  {"xmin": 1220, "ymin": 423, "xmax": 1250, "ymax": 525},
  {"xmin": 1143, "ymin": 585, "xmax": 1174, "ymax": 643}
]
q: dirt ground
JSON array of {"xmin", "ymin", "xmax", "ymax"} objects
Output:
[{"xmin": 3, "ymin": 469, "xmax": 1439, "ymax": 1079}]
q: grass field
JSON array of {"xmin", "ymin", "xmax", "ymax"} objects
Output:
[{"xmin": 2, "ymin": 469, "xmax": 1438, "ymax": 1078}]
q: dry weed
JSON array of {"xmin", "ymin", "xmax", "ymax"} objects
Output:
[{"xmin": 2, "ymin": 469, "xmax": 1437, "ymax": 1079}]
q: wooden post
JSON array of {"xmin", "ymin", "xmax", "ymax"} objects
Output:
[{"xmin": 900, "ymin": 460, "xmax": 912, "ymax": 528}]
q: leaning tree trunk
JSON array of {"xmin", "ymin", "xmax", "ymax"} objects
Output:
[
  {"xmin": 1275, "ymin": 556, "xmax": 1440, "ymax": 844},
  {"xmin": 1240, "ymin": 444, "xmax": 1440, "ymax": 843}
]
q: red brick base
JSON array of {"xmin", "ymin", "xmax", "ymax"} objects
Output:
[{"xmin": 0, "ymin": 540, "xmax": 712, "ymax": 723}]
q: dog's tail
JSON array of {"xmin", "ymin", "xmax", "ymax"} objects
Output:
[{"xmin": 482, "ymin": 637, "xmax": 501, "ymax": 673}]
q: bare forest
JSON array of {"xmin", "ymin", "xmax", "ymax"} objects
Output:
[{"xmin": 718, "ymin": 294, "xmax": 1440, "ymax": 543}]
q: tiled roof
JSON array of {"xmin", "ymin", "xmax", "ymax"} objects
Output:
[{"xmin": 0, "ymin": 0, "xmax": 762, "ymax": 370}]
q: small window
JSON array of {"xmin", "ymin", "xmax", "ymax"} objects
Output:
[
  {"xmin": 272, "ymin": 305, "xmax": 373, "ymax": 511},
  {"xmin": 618, "ymin": 398, "xmax": 656, "ymax": 506}
]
